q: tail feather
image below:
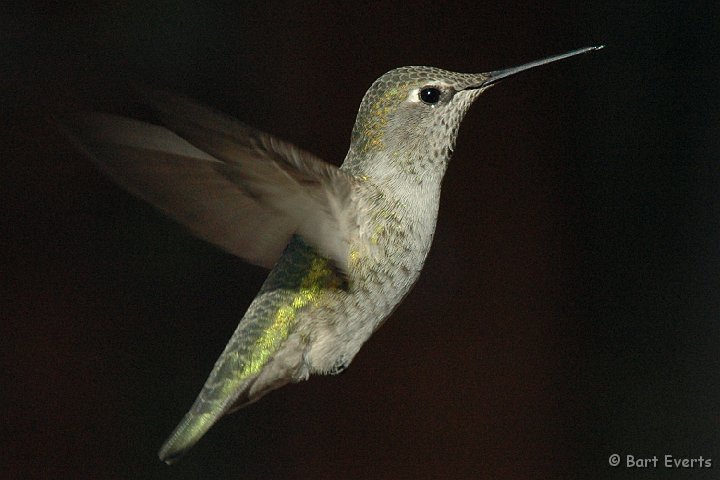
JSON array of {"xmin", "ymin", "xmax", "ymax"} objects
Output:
[
  {"xmin": 158, "ymin": 336, "xmax": 306, "ymax": 464},
  {"xmin": 158, "ymin": 376, "xmax": 257, "ymax": 464},
  {"xmin": 157, "ymin": 241, "xmax": 326, "ymax": 463}
]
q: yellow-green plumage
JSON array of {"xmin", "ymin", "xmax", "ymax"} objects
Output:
[{"xmin": 159, "ymin": 239, "xmax": 342, "ymax": 462}]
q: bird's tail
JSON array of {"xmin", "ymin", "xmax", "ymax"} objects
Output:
[
  {"xmin": 158, "ymin": 242, "xmax": 330, "ymax": 463},
  {"xmin": 158, "ymin": 332, "xmax": 306, "ymax": 464},
  {"xmin": 158, "ymin": 371, "xmax": 257, "ymax": 464}
]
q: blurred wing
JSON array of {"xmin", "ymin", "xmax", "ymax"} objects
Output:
[
  {"xmin": 60, "ymin": 114, "xmax": 291, "ymax": 268},
  {"xmin": 138, "ymin": 88, "xmax": 357, "ymax": 272},
  {"xmin": 62, "ymin": 101, "xmax": 358, "ymax": 270}
]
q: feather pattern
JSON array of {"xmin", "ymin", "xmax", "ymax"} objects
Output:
[
  {"xmin": 59, "ymin": 94, "xmax": 358, "ymax": 273},
  {"xmin": 136, "ymin": 88, "xmax": 359, "ymax": 273}
]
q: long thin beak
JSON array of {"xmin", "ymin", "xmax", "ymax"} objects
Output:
[{"xmin": 471, "ymin": 45, "xmax": 604, "ymax": 88}]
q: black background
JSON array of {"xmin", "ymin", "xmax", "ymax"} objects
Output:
[{"xmin": 2, "ymin": 1, "xmax": 719, "ymax": 479}]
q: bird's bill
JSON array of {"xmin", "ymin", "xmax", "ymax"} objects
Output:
[{"xmin": 466, "ymin": 45, "xmax": 604, "ymax": 89}]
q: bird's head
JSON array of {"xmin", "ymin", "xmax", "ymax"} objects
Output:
[{"xmin": 346, "ymin": 47, "xmax": 602, "ymax": 177}]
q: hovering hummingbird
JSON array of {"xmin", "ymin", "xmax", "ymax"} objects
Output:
[{"xmin": 60, "ymin": 46, "xmax": 602, "ymax": 463}]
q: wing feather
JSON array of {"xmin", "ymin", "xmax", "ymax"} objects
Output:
[
  {"xmin": 59, "ymin": 94, "xmax": 358, "ymax": 272},
  {"xmin": 59, "ymin": 113, "xmax": 292, "ymax": 268},
  {"xmin": 137, "ymin": 88, "xmax": 357, "ymax": 272}
]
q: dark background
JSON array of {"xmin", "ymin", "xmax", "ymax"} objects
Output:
[{"xmin": 2, "ymin": 1, "xmax": 719, "ymax": 479}]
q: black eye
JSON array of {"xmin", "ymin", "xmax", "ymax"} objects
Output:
[{"xmin": 419, "ymin": 87, "xmax": 441, "ymax": 105}]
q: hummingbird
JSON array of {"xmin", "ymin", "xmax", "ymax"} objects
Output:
[{"xmin": 60, "ymin": 45, "xmax": 602, "ymax": 464}]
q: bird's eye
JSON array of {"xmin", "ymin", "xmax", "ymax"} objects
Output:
[{"xmin": 419, "ymin": 87, "xmax": 441, "ymax": 105}]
